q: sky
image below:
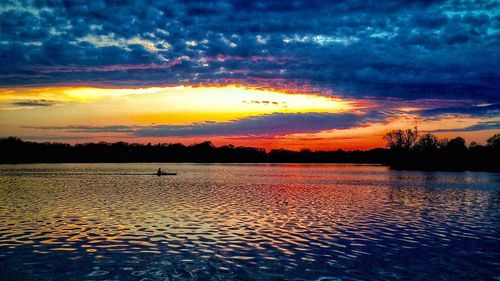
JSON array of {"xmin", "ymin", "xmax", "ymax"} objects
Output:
[{"xmin": 0, "ymin": 0, "xmax": 499, "ymax": 150}]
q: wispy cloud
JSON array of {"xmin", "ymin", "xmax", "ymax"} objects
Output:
[
  {"xmin": 25, "ymin": 111, "xmax": 386, "ymax": 137},
  {"xmin": 418, "ymin": 103, "xmax": 500, "ymax": 118},
  {"xmin": 432, "ymin": 121, "xmax": 500, "ymax": 133},
  {"xmin": 27, "ymin": 61, "xmax": 183, "ymax": 73},
  {"xmin": 11, "ymin": 99, "xmax": 58, "ymax": 107}
]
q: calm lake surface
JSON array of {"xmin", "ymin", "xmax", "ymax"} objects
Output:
[{"xmin": 0, "ymin": 163, "xmax": 499, "ymax": 280}]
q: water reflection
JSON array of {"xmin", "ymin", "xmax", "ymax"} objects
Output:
[{"xmin": 0, "ymin": 164, "xmax": 499, "ymax": 280}]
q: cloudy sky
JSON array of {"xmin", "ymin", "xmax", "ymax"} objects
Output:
[{"xmin": 0, "ymin": 0, "xmax": 498, "ymax": 150}]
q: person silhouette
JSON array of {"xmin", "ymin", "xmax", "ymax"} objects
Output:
[{"xmin": 157, "ymin": 168, "xmax": 162, "ymax": 176}]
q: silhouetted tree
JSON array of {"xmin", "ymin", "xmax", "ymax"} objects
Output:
[
  {"xmin": 487, "ymin": 134, "xmax": 500, "ymax": 150},
  {"xmin": 469, "ymin": 141, "xmax": 480, "ymax": 149},
  {"xmin": 380, "ymin": 128, "xmax": 499, "ymax": 171},
  {"xmin": 383, "ymin": 127, "xmax": 418, "ymax": 151},
  {"xmin": 415, "ymin": 133, "xmax": 440, "ymax": 152},
  {"xmin": 446, "ymin": 137, "xmax": 467, "ymax": 152}
]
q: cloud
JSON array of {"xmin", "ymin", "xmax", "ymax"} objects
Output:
[
  {"xmin": 418, "ymin": 103, "xmax": 500, "ymax": 118},
  {"xmin": 432, "ymin": 121, "xmax": 500, "ymax": 132},
  {"xmin": 0, "ymin": 0, "xmax": 498, "ymax": 103},
  {"xmin": 12, "ymin": 99, "xmax": 58, "ymax": 107},
  {"xmin": 136, "ymin": 112, "xmax": 385, "ymax": 137},
  {"xmin": 26, "ymin": 111, "xmax": 386, "ymax": 137},
  {"xmin": 24, "ymin": 125, "xmax": 137, "ymax": 133}
]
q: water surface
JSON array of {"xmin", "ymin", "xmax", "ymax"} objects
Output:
[{"xmin": 0, "ymin": 163, "xmax": 499, "ymax": 280}]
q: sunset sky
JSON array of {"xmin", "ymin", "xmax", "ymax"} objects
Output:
[{"xmin": 1, "ymin": 0, "xmax": 498, "ymax": 150}]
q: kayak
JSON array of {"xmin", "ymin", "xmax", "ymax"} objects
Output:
[{"xmin": 157, "ymin": 172, "xmax": 177, "ymax": 176}]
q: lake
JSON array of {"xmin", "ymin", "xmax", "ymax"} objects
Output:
[{"xmin": 0, "ymin": 163, "xmax": 499, "ymax": 280}]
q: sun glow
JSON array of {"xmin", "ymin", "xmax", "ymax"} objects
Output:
[
  {"xmin": 0, "ymin": 85, "xmax": 354, "ymax": 125},
  {"xmin": 3, "ymin": 85, "xmax": 493, "ymax": 150}
]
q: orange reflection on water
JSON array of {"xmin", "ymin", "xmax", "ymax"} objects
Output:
[{"xmin": 0, "ymin": 163, "xmax": 496, "ymax": 270}]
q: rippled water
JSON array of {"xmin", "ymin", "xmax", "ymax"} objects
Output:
[{"xmin": 0, "ymin": 163, "xmax": 499, "ymax": 280}]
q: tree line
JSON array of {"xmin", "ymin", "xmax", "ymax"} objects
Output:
[
  {"xmin": 0, "ymin": 131, "xmax": 498, "ymax": 171},
  {"xmin": 382, "ymin": 128, "xmax": 499, "ymax": 171},
  {"xmin": 0, "ymin": 137, "xmax": 385, "ymax": 164}
]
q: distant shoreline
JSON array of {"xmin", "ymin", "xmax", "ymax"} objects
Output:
[
  {"xmin": 1, "ymin": 162, "xmax": 498, "ymax": 173},
  {"xmin": 0, "ymin": 162, "xmax": 385, "ymax": 165},
  {"xmin": 1, "ymin": 137, "xmax": 498, "ymax": 172}
]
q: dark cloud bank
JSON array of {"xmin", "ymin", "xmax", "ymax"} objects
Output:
[
  {"xmin": 26, "ymin": 108, "xmax": 500, "ymax": 137},
  {"xmin": 26, "ymin": 111, "xmax": 386, "ymax": 137},
  {"xmin": 1, "ymin": 0, "xmax": 499, "ymax": 102}
]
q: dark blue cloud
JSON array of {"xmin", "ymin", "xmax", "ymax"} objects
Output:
[
  {"xmin": 0, "ymin": 0, "xmax": 498, "ymax": 102},
  {"xmin": 418, "ymin": 103, "xmax": 500, "ymax": 117},
  {"xmin": 433, "ymin": 121, "xmax": 500, "ymax": 132},
  {"xmin": 25, "ymin": 111, "xmax": 386, "ymax": 137}
]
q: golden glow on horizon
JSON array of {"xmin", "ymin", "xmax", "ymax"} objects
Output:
[
  {"xmin": 1, "ymin": 85, "xmax": 497, "ymax": 151},
  {"xmin": 0, "ymin": 85, "xmax": 354, "ymax": 126},
  {"xmin": 0, "ymin": 86, "xmax": 173, "ymax": 103}
]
